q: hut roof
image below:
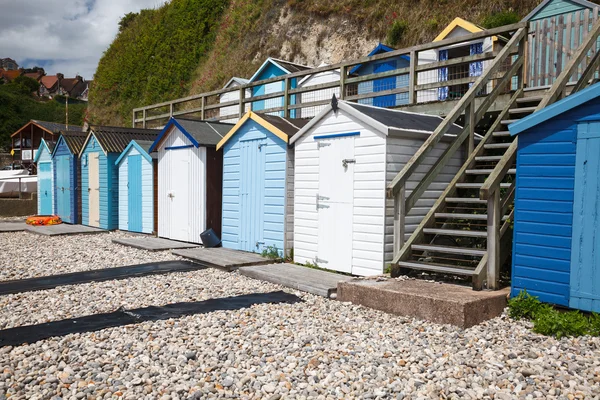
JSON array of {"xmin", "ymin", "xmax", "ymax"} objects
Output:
[
  {"xmin": 85, "ymin": 126, "xmax": 159, "ymax": 154},
  {"xmin": 58, "ymin": 130, "xmax": 88, "ymax": 155},
  {"xmin": 148, "ymin": 118, "xmax": 233, "ymax": 152}
]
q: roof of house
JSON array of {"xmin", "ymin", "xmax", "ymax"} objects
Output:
[
  {"xmin": 1, "ymin": 69, "xmax": 20, "ymax": 81},
  {"xmin": 290, "ymin": 98, "xmax": 462, "ymax": 144},
  {"xmin": 40, "ymin": 75, "xmax": 59, "ymax": 89},
  {"xmin": 61, "ymin": 77, "xmax": 87, "ymax": 97},
  {"xmin": 149, "ymin": 117, "xmax": 234, "ymax": 152},
  {"xmin": 349, "ymin": 43, "xmax": 410, "ymax": 75},
  {"xmin": 115, "ymin": 139, "xmax": 158, "ymax": 165},
  {"xmin": 298, "ymin": 62, "xmax": 340, "ymax": 86},
  {"xmin": 216, "ymin": 111, "xmax": 309, "ymax": 150},
  {"xmin": 57, "ymin": 130, "xmax": 89, "ymax": 155},
  {"xmin": 434, "ymin": 17, "xmax": 486, "ymax": 42},
  {"xmin": 33, "ymin": 120, "xmax": 70, "ymax": 133},
  {"xmin": 84, "ymin": 126, "xmax": 160, "ymax": 154},
  {"xmin": 222, "ymin": 76, "xmax": 249, "ymax": 89},
  {"xmin": 509, "ymin": 82, "xmax": 600, "ymax": 136},
  {"xmin": 248, "ymin": 57, "xmax": 312, "ymax": 82},
  {"xmin": 523, "ymin": 0, "xmax": 597, "ymax": 21},
  {"xmin": 22, "ymin": 72, "xmax": 43, "ymax": 80}
]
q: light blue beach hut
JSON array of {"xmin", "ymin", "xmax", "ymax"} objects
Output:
[
  {"xmin": 34, "ymin": 138, "xmax": 55, "ymax": 215},
  {"xmin": 52, "ymin": 131, "xmax": 87, "ymax": 224}
]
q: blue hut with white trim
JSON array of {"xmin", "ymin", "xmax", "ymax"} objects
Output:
[
  {"xmin": 509, "ymin": 82, "xmax": 600, "ymax": 313},
  {"xmin": 52, "ymin": 131, "xmax": 87, "ymax": 224},
  {"xmin": 115, "ymin": 140, "xmax": 157, "ymax": 234},
  {"xmin": 34, "ymin": 138, "xmax": 55, "ymax": 215},
  {"xmin": 79, "ymin": 126, "xmax": 158, "ymax": 230},
  {"xmin": 216, "ymin": 111, "xmax": 308, "ymax": 256}
]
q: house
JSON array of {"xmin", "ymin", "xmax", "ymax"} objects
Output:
[
  {"xmin": 509, "ymin": 81, "xmax": 600, "ymax": 313},
  {"xmin": 52, "ymin": 131, "xmax": 88, "ymax": 224},
  {"xmin": 0, "ymin": 68, "xmax": 20, "ymax": 82},
  {"xmin": 216, "ymin": 111, "xmax": 308, "ymax": 256},
  {"xmin": 349, "ymin": 43, "xmax": 411, "ymax": 108},
  {"xmin": 116, "ymin": 140, "xmax": 157, "ymax": 234},
  {"xmin": 0, "ymin": 58, "xmax": 18, "ymax": 70},
  {"xmin": 296, "ymin": 62, "xmax": 340, "ymax": 118},
  {"xmin": 289, "ymin": 98, "xmax": 464, "ymax": 275},
  {"xmin": 22, "ymin": 70, "xmax": 44, "ymax": 82},
  {"xmin": 219, "ymin": 77, "xmax": 250, "ymax": 123},
  {"xmin": 60, "ymin": 75, "xmax": 87, "ymax": 99},
  {"xmin": 249, "ymin": 57, "xmax": 312, "ymax": 117},
  {"xmin": 149, "ymin": 118, "xmax": 232, "ymax": 243},
  {"xmin": 79, "ymin": 126, "xmax": 159, "ymax": 230},
  {"xmin": 40, "ymin": 74, "xmax": 61, "ymax": 97},
  {"xmin": 10, "ymin": 120, "xmax": 71, "ymax": 166},
  {"xmin": 33, "ymin": 139, "xmax": 55, "ymax": 215},
  {"xmin": 79, "ymin": 81, "xmax": 92, "ymax": 101}
]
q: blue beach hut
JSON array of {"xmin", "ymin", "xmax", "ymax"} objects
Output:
[
  {"xmin": 52, "ymin": 131, "xmax": 87, "ymax": 224},
  {"xmin": 115, "ymin": 140, "xmax": 157, "ymax": 234},
  {"xmin": 509, "ymin": 82, "xmax": 600, "ymax": 313},
  {"xmin": 216, "ymin": 111, "xmax": 308, "ymax": 256},
  {"xmin": 79, "ymin": 126, "xmax": 158, "ymax": 230},
  {"xmin": 34, "ymin": 138, "xmax": 55, "ymax": 215}
]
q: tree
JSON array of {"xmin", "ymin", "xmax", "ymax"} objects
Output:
[
  {"xmin": 119, "ymin": 12, "xmax": 138, "ymax": 32},
  {"xmin": 11, "ymin": 76, "xmax": 40, "ymax": 95}
]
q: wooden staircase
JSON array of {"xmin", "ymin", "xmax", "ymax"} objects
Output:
[{"xmin": 389, "ymin": 18, "xmax": 600, "ymax": 290}]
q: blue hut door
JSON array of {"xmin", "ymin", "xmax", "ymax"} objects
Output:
[
  {"xmin": 88, "ymin": 153, "xmax": 100, "ymax": 227},
  {"xmin": 38, "ymin": 162, "xmax": 52, "ymax": 215},
  {"xmin": 128, "ymin": 155, "xmax": 143, "ymax": 232},
  {"xmin": 239, "ymin": 137, "xmax": 266, "ymax": 253},
  {"xmin": 373, "ymin": 60, "xmax": 397, "ymax": 107},
  {"xmin": 570, "ymin": 123, "xmax": 600, "ymax": 313},
  {"xmin": 55, "ymin": 156, "xmax": 71, "ymax": 222}
]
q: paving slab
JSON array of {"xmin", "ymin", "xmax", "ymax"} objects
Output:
[
  {"xmin": 238, "ymin": 263, "xmax": 353, "ymax": 298},
  {"xmin": 112, "ymin": 237, "xmax": 201, "ymax": 251},
  {"xmin": 0, "ymin": 222, "xmax": 27, "ymax": 232},
  {"xmin": 25, "ymin": 224, "xmax": 106, "ymax": 236},
  {"xmin": 337, "ymin": 278, "xmax": 510, "ymax": 328},
  {"xmin": 172, "ymin": 247, "xmax": 274, "ymax": 271}
]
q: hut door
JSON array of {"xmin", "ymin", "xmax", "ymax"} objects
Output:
[
  {"xmin": 169, "ymin": 150, "xmax": 190, "ymax": 242},
  {"xmin": 128, "ymin": 155, "xmax": 143, "ymax": 232},
  {"xmin": 316, "ymin": 136, "xmax": 355, "ymax": 273},
  {"xmin": 56, "ymin": 156, "xmax": 71, "ymax": 222},
  {"xmin": 570, "ymin": 123, "xmax": 600, "ymax": 313},
  {"xmin": 38, "ymin": 162, "xmax": 52, "ymax": 215},
  {"xmin": 239, "ymin": 137, "xmax": 266, "ymax": 253},
  {"xmin": 88, "ymin": 153, "xmax": 100, "ymax": 227}
]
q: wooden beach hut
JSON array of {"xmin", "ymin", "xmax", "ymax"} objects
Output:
[
  {"xmin": 80, "ymin": 126, "xmax": 158, "ymax": 230},
  {"xmin": 52, "ymin": 131, "xmax": 87, "ymax": 224},
  {"xmin": 289, "ymin": 98, "xmax": 464, "ymax": 276},
  {"xmin": 508, "ymin": 82, "xmax": 600, "ymax": 313},
  {"xmin": 149, "ymin": 117, "xmax": 232, "ymax": 243},
  {"xmin": 115, "ymin": 140, "xmax": 157, "ymax": 234},
  {"xmin": 216, "ymin": 111, "xmax": 308, "ymax": 256},
  {"xmin": 33, "ymin": 139, "xmax": 55, "ymax": 215}
]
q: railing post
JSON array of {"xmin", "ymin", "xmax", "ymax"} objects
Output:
[
  {"xmin": 201, "ymin": 96, "xmax": 205, "ymax": 120},
  {"xmin": 239, "ymin": 87, "xmax": 245, "ymax": 118},
  {"xmin": 487, "ymin": 189, "xmax": 501, "ymax": 290},
  {"xmin": 518, "ymin": 29, "xmax": 527, "ymax": 90},
  {"xmin": 169, "ymin": 103, "xmax": 174, "ymax": 118},
  {"xmin": 393, "ymin": 185, "xmax": 406, "ymax": 257},
  {"xmin": 339, "ymin": 65, "xmax": 346, "ymax": 100},
  {"xmin": 142, "ymin": 109, "xmax": 147, "ymax": 129},
  {"xmin": 409, "ymin": 50, "xmax": 417, "ymax": 104},
  {"xmin": 466, "ymin": 102, "xmax": 475, "ymax": 155},
  {"xmin": 132, "ymin": 110, "xmax": 136, "ymax": 128},
  {"xmin": 283, "ymin": 77, "xmax": 290, "ymax": 118}
]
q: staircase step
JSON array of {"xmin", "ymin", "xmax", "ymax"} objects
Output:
[
  {"xmin": 475, "ymin": 155, "xmax": 502, "ymax": 162},
  {"xmin": 508, "ymin": 106, "xmax": 536, "ymax": 114},
  {"xmin": 445, "ymin": 197, "xmax": 487, "ymax": 204},
  {"xmin": 501, "ymin": 119, "xmax": 520, "ymax": 125},
  {"xmin": 484, "ymin": 142, "xmax": 512, "ymax": 149},
  {"xmin": 493, "ymin": 131, "xmax": 511, "ymax": 137},
  {"xmin": 434, "ymin": 212, "xmax": 510, "ymax": 221},
  {"xmin": 412, "ymin": 244, "xmax": 486, "ymax": 257},
  {"xmin": 466, "ymin": 168, "xmax": 517, "ymax": 175},
  {"xmin": 516, "ymin": 96, "xmax": 543, "ymax": 104},
  {"xmin": 423, "ymin": 228, "xmax": 488, "ymax": 238},
  {"xmin": 455, "ymin": 182, "xmax": 512, "ymax": 189},
  {"xmin": 397, "ymin": 261, "xmax": 476, "ymax": 276}
]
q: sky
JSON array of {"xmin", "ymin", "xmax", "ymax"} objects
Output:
[{"xmin": 0, "ymin": 0, "xmax": 166, "ymax": 80}]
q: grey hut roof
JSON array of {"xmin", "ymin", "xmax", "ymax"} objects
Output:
[
  {"xmin": 88, "ymin": 126, "xmax": 160, "ymax": 154},
  {"xmin": 60, "ymin": 130, "xmax": 88, "ymax": 155},
  {"xmin": 345, "ymin": 102, "xmax": 462, "ymax": 134},
  {"xmin": 175, "ymin": 118, "xmax": 233, "ymax": 146},
  {"xmin": 32, "ymin": 120, "xmax": 71, "ymax": 133},
  {"xmin": 45, "ymin": 141, "xmax": 56, "ymax": 153},
  {"xmin": 131, "ymin": 139, "xmax": 158, "ymax": 159},
  {"xmin": 271, "ymin": 58, "xmax": 312, "ymax": 74},
  {"xmin": 258, "ymin": 113, "xmax": 310, "ymax": 139}
]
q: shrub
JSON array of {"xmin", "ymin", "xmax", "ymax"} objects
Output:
[
  {"xmin": 481, "ymin": 10, "xmax": 520, "ymax": 29},
  {"xmin": 508, "ymin": 290, "xmax": 550, "ymax": 320},
  {"xmin": 261, "ymin": 245, "xmax": 281, "ymax": 259},
  {"xmin": 387, "ymin": 20, "xmax": 408, "ymax": 47}
]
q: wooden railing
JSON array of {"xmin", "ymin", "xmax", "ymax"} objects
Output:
[
  {"xmin": 387, "ymin": 24, "xmax": 528, "ymax": 260},
  {"xmin": 480, "ymin": 17, "xmax": 600, "ymax": 289},
  {"xmin": 132, "ymin": 22, "xmax": 527, "ymax": 127}
]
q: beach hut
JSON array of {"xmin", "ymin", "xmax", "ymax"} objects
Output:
[
  {"xmin": 296, "ymin": 62, "xmax": 340, "ymax": 118},
  {"xmin": 149, "ymin": 117, "xmax": 232, "ymax": 243},
  {"xmin": 508, "ymin": 82, "xmax": 600, "ymax": 313},
  {"xmin": 33, "ymin": 139, "xmax": 55, "ymax": 215},
  {"xmin": 115, "ymin": 140, "xmax": 157, "ymax": 234},
  {"xmin": 52, "ymin": 131, "xmax": 87, "ymax": 224},
  {"xmin": 216, "ymin": 111, "xmax": 308, "ymax": 256},
  {"xmin": 80, "ymin": 126, "xmax": 158, "ymax": 230},
  {"xmin": 219, "ymin": 77, "xmax": 251, "ymax": 123},
  {"xmin": 289, "ymin": 98, "xmax": 463, "ymax": 276}
]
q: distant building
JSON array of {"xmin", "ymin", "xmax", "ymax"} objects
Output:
[
  {"xmin": 0, "ymin": 68, "xmax": 20, "ymax": 82},
  {"xmin": 0, "ymin": 58, "xmax": 18, "ymax": 70}
]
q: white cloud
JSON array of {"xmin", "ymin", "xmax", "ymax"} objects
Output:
[{"xmin": 0, "ymin": 0, "xmax": 166, "ymax": 79}]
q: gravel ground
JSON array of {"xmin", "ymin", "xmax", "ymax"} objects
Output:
[{"xmin": 1, "ymin": 232, "xmax": 600, "ymax": 399}]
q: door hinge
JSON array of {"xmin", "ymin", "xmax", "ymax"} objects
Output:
[
  {"xmin": 314, "ymin": 256, "xmax": 328, "ymax": 264},
  {"xmin": 342, "ymin": 159, "xmax": 356, "ymax": 168},
  {"xmin": 317, "ymin": 142, "xmax": 331, "ymax": 149},
  {"xmin": 316, "ymin": 194, "xmax": 330, "ymax": 210}
]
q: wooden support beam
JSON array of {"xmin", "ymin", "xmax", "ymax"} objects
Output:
[
  {"xmin": 201, "ymin": 96, "xmax": 205, "ymax": 120},
  {"xmin": 479, "ymin": 140, "xmax": 517, "ymax": 200},
  {"xmin": 393, "ymin": 186, "xmax": 406, "ymax": 257},
  {"xmin": 283, "ymin": 77, "xmax": 290, "ymax": 119},
  {"xmin": 239, "ymin": 87, "xmax": 245, "ymax": 118},
  {"xmin": 466, "ymin": 102, "xmax": 475, "ymax": 155},
  {"xmin": 487, "ymin": 190, "xmax": 501, "ymax": 290},
  {"xmin": 339, "ymin": 65, "xmax": 346, "ymax": 100},
  {"xmin": 409, "ymin": 50, "xmax": 416, "ymax": 104}
]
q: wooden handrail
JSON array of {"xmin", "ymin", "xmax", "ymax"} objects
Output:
[{"xmin": 386, "ymin": 26, "xmax": 527, "ymax": 197}]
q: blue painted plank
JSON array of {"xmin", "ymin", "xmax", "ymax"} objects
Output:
[{"xmin": 128, "ymin": 154, "xmax": 143, "ymax": 232}]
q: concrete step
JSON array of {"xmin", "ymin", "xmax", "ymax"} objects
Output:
[
  {"xmin": 423, "ymin": 228, "xmax": 488, "ymax": 238},
  {"xmin": 397, "ymin": 261, "xmax": 477, "ymax": 276},
  {"xmin": 445, "ymin": 197, "xmax": 487, "ymax": 204},
  {"xmin": 412, "ymin": 244, "xmax": 486, "ymax": 257},
  {"xmin": 455, "ymin": 182, "xmax": 512, "ymax": 189}
]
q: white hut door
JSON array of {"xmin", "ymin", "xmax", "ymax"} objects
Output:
[
  {"xmin": 316, "ymin": 136, "xmax": 355, "ymax": 273},
  {"xmin": 169, "ymin": 150, "xmax": 190, "ymax": 242},
  {"xmin": 88, "ymin": 153, "xmax": 100, "ymax": 227}
]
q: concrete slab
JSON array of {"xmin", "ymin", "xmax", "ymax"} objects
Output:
[
  {"xmin": 112, "ymin": 237, "xmax": 201, "ymax": 251},
  {"xmin": 0, "ymin": 222, "xmax": 27, "ymax": 232},
  {"xmin": 172, "ymin": 247, "xmax": 274, "ymax": 271},
  {"xmin": 338, "ymin": 278, "xmax": 510, "ymax": 328},
  {"xmin": 25, "ymin": 224, "xmax": 106, "ymax": 236},
  {"xmin": 239, "ymin": 263, "xmax": 353, "ymax": 298}
]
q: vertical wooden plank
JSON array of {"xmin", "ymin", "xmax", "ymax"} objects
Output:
[
  {"xmin": 466, "ymin": 102, "xmax": 475, "ymax": 155},
  {"xmin": 548, "ymin": 16, "xmax": 556, "ymax": 84},
  {"xmin": 540, "ymin": 19, "xmax": 548, "ymax": 86},
  {"xmin": 169, "ymin": 103, "xmax": 174, "ymax": 118},
  {"xmin": 239, "ymin": 87, "xmax": 245, "ymax": 118},
  {"xmin": 132, "ymin": 110, "xmax": 136, "ymax": 128},
  {"xmin": 408, "ymin": 50, "xmax": 416, "ymax": 104},
  {"xmin": 526, "ymin": 28, "xmax": 533, "ymax": 87},
  {"xmin": 487, "ymin": 189, "xmax": 501, "ymax": 290},
  {"xmin": 556, "ymin": 15, "xmax": 565, "ymax": 80},
  {"xmin": 565, "ymin": 12, "xmax": 573, "ymax": 78},
  {"xmin": 339, "ymin": 65, "xmax": 347, "ymax": 100},
  {"xmin": 142, "ymin": 109, "xmax": 147, "ymax": 129},
  {"xmin": 283, "ymin": 77, "xmax": 290, "ymax": 119},
  {"xmin": 201, "ymin": 96, "xmax": 205, "ymax": 120},
  {"xmin": 581, "ymin": 9, "xmax": 591, "ymax": 80},
  {"xmin": 518, "ymin": 33, "xmax": 526, "ymax": 90},
  {"xmin": 393, "ymin": 186, "xmax": 405, "ymax": 256}
]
